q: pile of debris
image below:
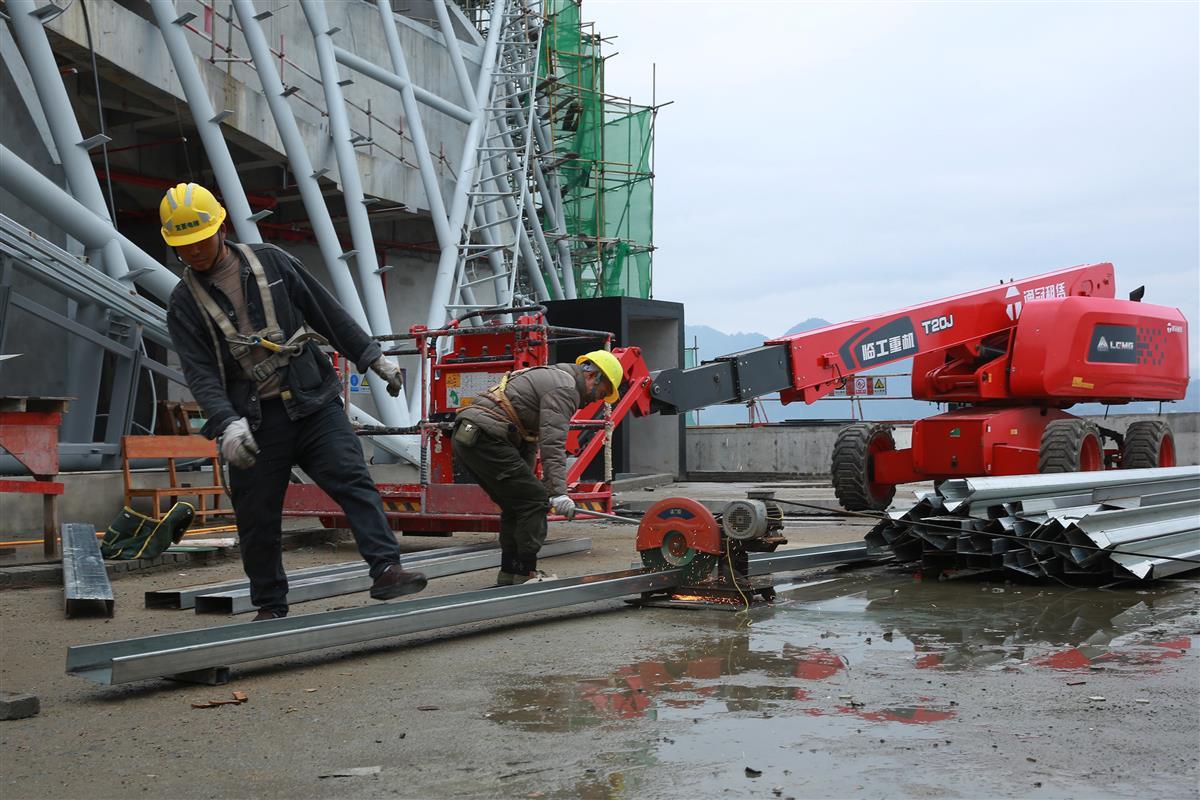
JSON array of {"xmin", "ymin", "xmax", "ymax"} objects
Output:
[{"xmin": 867, "ymin": 466, "xmax": 1199, "ymax": 581}]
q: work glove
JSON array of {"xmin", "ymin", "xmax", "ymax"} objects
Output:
[
  {"xmin": 371, "ymin": 356, "xmax": 405, "ymax": 397},
  {"xmin": 219, "ymin": 417, "xmax": 259, "ymax": 470},
  {"xmin": 549, "ymin": 494, "xmax": 576, "ymax": 518}
]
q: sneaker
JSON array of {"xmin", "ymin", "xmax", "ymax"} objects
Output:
[
  {"xmin": 370, "ymin": 564, "xmax": 428, "ymax": 600},
  {"xmin": 253, "ymin": 608, "xmax": 286, "ymax": 621},
  {"xmin": 495, "ymin": 570, "xmax": 517, "ymax": 586}
]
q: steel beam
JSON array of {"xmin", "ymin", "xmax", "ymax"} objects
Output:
[
  {"xmin": 68, "ymin": 567, "xmax": 683, "ymax": 685},
  {"xmin": 746, "ymin": 542, "xmax": 873, "ymax": 576},
  {"xmin": 62, "ymin": 523, "xmax": 114, "ymax": 618},
  {"xmin": 193, "ymin": 537, "xmax": 592, "ymax": 614},
  {"xmin": 145, "ymin": 541, "xmax": 505, "ymax": 609}
]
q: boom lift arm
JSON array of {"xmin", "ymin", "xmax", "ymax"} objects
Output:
[{"xmin": 646, "ymin": 262, "xmax": 1118, "ymax": 414}]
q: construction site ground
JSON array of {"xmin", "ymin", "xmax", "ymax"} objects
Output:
[{"xmin": 1, "ymin": 480, "xmax": 1197, "ymax": 799}]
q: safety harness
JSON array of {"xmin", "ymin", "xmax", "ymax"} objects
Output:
[
  {"xmin": 184, "ymin": 243, "xmax": 327, "ymax": 385},
  {"xmin": 482, "ymin": 368, "xmax": 540, "ymax": 444}
]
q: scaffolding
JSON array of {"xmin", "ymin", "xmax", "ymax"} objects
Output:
[{"xmin": 539, "ymin": 0, "xmax": 655, "ymax": 299}]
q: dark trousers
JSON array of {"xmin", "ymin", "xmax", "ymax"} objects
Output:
[
  {"xmin": 229, "ymin": 398, "xmax": 401, "ymax": 613},
  {"xmin": 451, "ymin": 425, "xmax": 548, "ymax": 572}
]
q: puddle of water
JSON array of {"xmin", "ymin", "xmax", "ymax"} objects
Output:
[{"xmin": 489, "ymin": 573, "xmax": 1198, "ymax": 797}]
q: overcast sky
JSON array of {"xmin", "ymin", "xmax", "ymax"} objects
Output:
[{"xmin": 585, "ymin": 1, "xmax": 1199, "ymax": 348}]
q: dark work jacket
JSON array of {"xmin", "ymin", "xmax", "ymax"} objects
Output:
[{"xmin": 166, "ymin": 243, "xmax": 382, "ymax": 440}]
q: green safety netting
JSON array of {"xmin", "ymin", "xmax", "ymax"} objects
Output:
[{"xmin": 539, "ymin": 0, "xmax": 654, "ymax": 299}]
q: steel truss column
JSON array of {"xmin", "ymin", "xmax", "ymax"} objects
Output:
[
  {"xmin": 300, "ymin": 0, "xmax": 391, "ymax": 338},
  {"xmin": 229, "ymin": 0, "xmax": 370, "ymax": 333},
  {"xmin": 6, "ymin": 0, "xmax": 129, "ymax": 280},
  {"xmin": 148, "ymin": 0, "xmax": 263, "ymax": 244},
  {"xmin": 0, "ymin": 146, "xmax": 177, "ymax": 303}
]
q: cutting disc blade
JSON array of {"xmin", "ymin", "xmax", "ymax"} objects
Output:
[{"xmin": 640, "ymin": 534, "xmax": 718, "ymax": 582}]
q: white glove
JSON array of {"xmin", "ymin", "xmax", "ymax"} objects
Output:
[
  {"xmin": 371, "ymin": 356, "xmax": 405, "ymax": 397},
  {"xmin": 219, "ymin": 417, "xmax": 260, "ymax": 469},
  {"xmin": 550, "ymin": 494, "xmax": 576, "ymax": 517}
]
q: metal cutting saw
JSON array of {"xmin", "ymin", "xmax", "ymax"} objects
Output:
[{"xmin": 630, "ymin": 491, "xmax": 788, "ymax": 608}]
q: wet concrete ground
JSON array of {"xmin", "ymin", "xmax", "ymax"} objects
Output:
[{"xmin": 1, "ymin": 481, "xmax": 1197, "ymax": 799}]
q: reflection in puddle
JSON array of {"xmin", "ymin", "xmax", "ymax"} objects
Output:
[{"xmin": 491, "ymin": 575, "xmax": 1197, "ymax": 735}]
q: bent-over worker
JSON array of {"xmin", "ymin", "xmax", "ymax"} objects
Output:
[
  {"xmin": 451, "ymin": 351, "xmax": 623, "ymax": 584},
  {"xmin": 161, "ymin": 182, "xmax": 426, "ymax": 619}
]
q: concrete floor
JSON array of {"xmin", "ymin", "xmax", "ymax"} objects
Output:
[{"xmin": 1, "ymin": 481, "xmax": 1197, "ymax": 799}]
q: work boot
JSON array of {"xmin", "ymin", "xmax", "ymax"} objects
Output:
[
  {"xmin": 253, "ymin": 608, "xmax": 286, "ymax": 621},
  {"xmin": 369, "ymin": 564, "xmax": 428, "ymax": 600},
  {"xmin": 496, "ymin": 550, "xmax": 521, "ymax": 586}
]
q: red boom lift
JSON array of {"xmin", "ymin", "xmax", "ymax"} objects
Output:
[{"xmin": 646, "ymin": 261, "xmax": 1189, "ymax": 510}]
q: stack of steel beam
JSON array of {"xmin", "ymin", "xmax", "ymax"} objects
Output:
[{"xmin": 866, "ymin": 466, "xmax": 1200, "ymax": 581}]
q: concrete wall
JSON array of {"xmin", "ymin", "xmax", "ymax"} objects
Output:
[{"xmin": 687, "ymin": 413, "xmax": 1198, "ymax": 477}]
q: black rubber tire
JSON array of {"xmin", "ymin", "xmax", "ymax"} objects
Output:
[
  {"xmin": 1037, "ymin": 419, "xmax": 1103, "ymax": 474},
  {"xmin": 1120, "ymin": 420, "xmax": 1175, "ymax": 469},
  {"xmin": 832, "ymin": 422, "xmax": 897, "ymax": 511}
]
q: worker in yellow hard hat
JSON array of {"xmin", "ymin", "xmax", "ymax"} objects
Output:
[
  {"xmin": 450, "ymin": 350, "xmax": 622, "ymax": 584},
  {"xmin": 160, "ymin": 182, "xmax": 426, "ymax": 618}
]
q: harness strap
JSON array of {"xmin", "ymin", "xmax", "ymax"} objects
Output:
[
  {"xmin": 483, "ymin": 369, "xmax": 539, "ymax": 443},
  {"xmin": 183, "ymin": 243, "xmax": 296, "ymax": 382}
]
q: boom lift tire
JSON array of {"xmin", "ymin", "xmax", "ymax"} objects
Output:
[
  {"xmin": 1120, "ymin": 420, "xmax": 1176, "ymax": 469},
  {"xmin": 1037, "ymin": 419, "xmax": 1103, "ymax": 473},
  {"xmin": 832, "ymin": 423, "xmax": 897, "ymax": 511}
]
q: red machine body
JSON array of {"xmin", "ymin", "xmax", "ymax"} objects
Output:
[
  {"xmin": 756, "ymin": 262, "xmax": 1189, "ymax": 507},
  {"xmin": 283, "ymin": 311, "xmax": 646, "ymax": 534}
]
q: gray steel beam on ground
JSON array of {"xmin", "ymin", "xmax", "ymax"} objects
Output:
[
  {"xmin": 745, "ymin": 542, "xmax": 871, "ymax": 575},
  {"xmin": 68, "ymin": 540, "xmax": 876, "ymax": 686},
  {"xmin": 939, "ymin": 466, "xmax": 1199, "ymax": 508},
  {"xmin": 68, "ymin": 567, "xmax": 684, "ymax": 685},
  {"xmin": 193, "ymin": 537, "xmax": 592, "ymax": 614},
  {"xmin": 145, "ymin": 541, "xmax": 508, "ymax": 609},
  {"xmin": 62, "ymin": 523, "xmax": 114, "ymax": 618}
]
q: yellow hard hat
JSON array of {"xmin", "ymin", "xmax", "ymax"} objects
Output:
[
  {"xmin": 576, "ymin": 350, "xmax": 622, "ymax": 403},
  {"xmin": 159, "ymin": 182, "xmax": 227, "ymax": 246}
]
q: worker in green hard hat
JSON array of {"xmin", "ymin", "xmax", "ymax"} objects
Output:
[
  {"xmin": 451, "ymin": 350, "xmax": 623, "ymax": 585},
  {"xmin": 161, "ymin": 182, "xmax": 426, "ymax": 619}
]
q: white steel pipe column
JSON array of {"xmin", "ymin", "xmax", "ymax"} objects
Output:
[
  {"xmin": 149, "ymin": 0, "xmax": 263, "ymax": 245},
  {"xmin": 232, "ymin": 0, "xmax": 414, "ymax": 441},
  {"xmin": 301, "ymin": 0, "xmax": 392, "ymax": 339},
  {"xmin": 229, "ymin": 0, "xmax": 371, "ymax": 333},
  {"xmin": 7, "ymin": 0, "xmax": 130, "ymax": 281}
]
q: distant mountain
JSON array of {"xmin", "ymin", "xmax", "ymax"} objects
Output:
[{"xmin": 781, "ymin": 318, "xmax": 831, "ymax": 337}]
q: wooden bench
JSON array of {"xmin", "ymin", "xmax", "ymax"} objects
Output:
[{"xmin": 121, "ymin": 436, "xmax": 230, "ymax": 525}]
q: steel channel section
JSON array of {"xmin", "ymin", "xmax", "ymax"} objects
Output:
[
  {"xmin": 1109, "ymin": 530, "xmax": 1200, "ymax": 579},
  {"xmin": 62, "ymin": 523, "xmax": 114, "ymax": 618},
  {"xmin": 68, "ymin": 540, "xmax": 875, "ymax": 685},
  {"xmin": 939, "ymin": 466, "xmax": 1199, "ymax": 507},
  {"xmin": 193, "ymin": 538, "xmax": 592, "ymax": 615},
  {"xmin": 68, "ymin": 568, "xmax": 683, "ymax": 685},
  {"xmin": 0, "ymin": 216, "xmax": 172, "ymax": 345},
  {"xmin": 146, "ymin": 541, "xmax": 507, "ymax": 608}
]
